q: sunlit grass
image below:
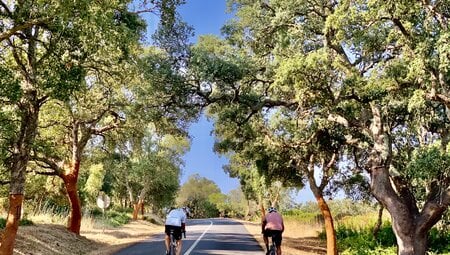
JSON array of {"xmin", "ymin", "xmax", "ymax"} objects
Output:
[{"xmin": 335, "ymin": 212, "xmax": 391, "ymax": 229}]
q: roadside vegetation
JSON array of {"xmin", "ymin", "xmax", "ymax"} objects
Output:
[{"xmin": 3, "ymin": 186, "xmax": 450, "ymax": 255}]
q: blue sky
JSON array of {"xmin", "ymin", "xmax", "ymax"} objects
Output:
[
  {"xmin": 177, "ymin": 0, "xmax": 239, "ymax": 194},
  {"xmin": 141, "ymin": 0, "xmax": 237, "ymax": 194},
  {"xmin": 144, "ymin": 0, "xmax": 315, "ymax": 201}
]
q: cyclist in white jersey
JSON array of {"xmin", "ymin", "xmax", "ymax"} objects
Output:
[{"xmin": 164, "ymin": 207, "xmax": 188, "ymax": 255}]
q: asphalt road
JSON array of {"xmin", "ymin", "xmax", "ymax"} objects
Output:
[{"xmin": 113, "ymin": 218, "xmax": 264, "ymax": 255}]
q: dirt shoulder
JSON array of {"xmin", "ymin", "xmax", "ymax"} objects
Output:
[
  {"xmin": 10, "ymin": 220, "xmax": 162, "ymax": 255},
  {"xmin": 9, "ymin": 218, "xmax": 325, "ymax": 255}
]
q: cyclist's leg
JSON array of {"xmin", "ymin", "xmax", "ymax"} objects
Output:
[
  {"xmin": 262, "ymin": 229, "xmax": 270, "ymax": 253},
  {"xmin": 273, "ymin": 231, "xmax": 282, "ymax": 255},
  {"xmin": 276, "ymin": 246, "xmax": 281, "ymax": 255},
  {"xmin": 173, "ymin": 226, "xmax": 183, "ymax": 255},
  {"xmin": 164, "ymin": 225, "xmax": 171, "ymax": 253},
  {"xmin": 176, "ymin": 239, "xmax": 182, "ymax": 255}
]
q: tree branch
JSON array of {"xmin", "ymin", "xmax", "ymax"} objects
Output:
[{"xmin": 0, "ymin": 18, "xmax": 49, "ymax": 42}]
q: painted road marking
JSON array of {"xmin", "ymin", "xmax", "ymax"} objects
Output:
[{"xmin": 184, "ymin": 220, "xmax": 213, "ymax": 255}]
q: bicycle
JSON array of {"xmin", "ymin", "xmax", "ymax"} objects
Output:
[
  {"xmin": 168, "ymin": 229, "xmax": 177, "ymax": 255},
  {"xmin": 167, "ymin": 229, "xmax": 186, "ymax": 255},
  {"xmin": 268, "ymin": 234, "xmax": 277, "ymax": 255}
]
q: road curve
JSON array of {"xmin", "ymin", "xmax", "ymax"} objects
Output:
[{"xmin": 113, "ymin": 218, "xmax": 264, "ymax": 255}]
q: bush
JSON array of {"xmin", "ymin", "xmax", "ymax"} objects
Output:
[
  {"xmin": 428, "ymin": 228, "xmax": 450, "ymax": 254},
  {"xmin": 334, "ymin": 221, "xmax": 450, "ymax": 254},
  {"xmin": 19, "ymin": 218, "xmax": 34, "ymax": 226},
  {"xmin": 0, "ymin": 217, "xmax": 34, "ymax": 228},
  {"xmin": 332, "ymin": 222, "xmax": 396, "ymax": 254},
  {"xmin": 105, "ymin": 211, "xmax": 130, "ymax": 227},
  {"xmin": 283, "ymin": 210, "xmax": 321, "ymax": 224}
]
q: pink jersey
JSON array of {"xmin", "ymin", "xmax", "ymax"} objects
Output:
[{"xmin": 264, "ymin": 212, "xmax": 284, "ymax": 231}]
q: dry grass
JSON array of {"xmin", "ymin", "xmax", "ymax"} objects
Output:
[
  {"xmin": 6, "ymin": 216, "xmax": 326, "ymax": 255},
  {"xmin": 8, "ymin": 216, "xmax": 163, "ymax": 255}
]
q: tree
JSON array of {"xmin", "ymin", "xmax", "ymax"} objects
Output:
[
  {"xmin": 176, "ymin": 174, "xmax": 222, "ymax": 218},
  {"xmin": 127, "ymin": 133, "xmax": 188, "ymax": 219},
  {"xmin": 188, "ymin": 34, "xmax": 340, "ymax": 253},
  {"xmin": 0, "ymin": 1, "xmax": 109, "ymax": 252},
  {"xmin": 199, "ymin": 1, "xmax": 450, "ymax": 254},
  {"xmin": 27, "ymin": 2, "xmax": 146, "ymax": 233},
  {"xmin": 27, "ymin": 0, "xmax": 196, "ymax": 235}
]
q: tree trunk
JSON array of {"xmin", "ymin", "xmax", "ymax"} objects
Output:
[
  {"xmin": 245, "ymin": 200, "xmax": 250, "ymax": 220},
  {"xmin": 258, "ymin": 195, "xmax": 266, "ymax": 222},
  {"xmin": 315, "ymin": 196, "xmax": 337, "ymax": 255},
  {"xmin": 0, "ymin": 194, "xmax": 23, "ymax": 255},
  {"xmin": 132, "ymin": 197, "xmax": 145, "ymax": 220},
  {"xmin": 306, "ymin": 153, "xmax": 338, "ymax": 255},
  {"xmin": 141, "ymin": 202, "xmax": 145, "ymax": 219},
  {"xmin": 0, "ymin": 89, "xmax": 40, "ymax": 255},
  {"xmin": 132, "ymin": 188, "xmax": 148, "ymax": 220},
  {"xmin": 132, "ymin": 202, "xmax": 140, "ymax": 220},
  {"xmin": 373, "ymin": 203, "xmax": 383, "ymax": 239},
  {"xmin": 61, "ymin": 161, "xmax": 82, "ymax": 234}
]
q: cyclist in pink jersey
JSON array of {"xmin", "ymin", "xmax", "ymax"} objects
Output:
[{"xmin": 262, "ymin": 207, "xmax": 284, "ymax": 255}]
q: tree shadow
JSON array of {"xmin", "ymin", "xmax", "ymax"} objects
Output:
[{"xmin": 284, "ymin": 236, "xmax": 327, "ymax": 254}]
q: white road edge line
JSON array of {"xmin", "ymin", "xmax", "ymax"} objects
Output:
[{"xmin": 184, "ymin": 220, "xmax": 213, "ymax": 255}]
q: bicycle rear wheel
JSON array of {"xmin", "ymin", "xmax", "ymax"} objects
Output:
[
  {"xmin": 269, "ymin": 235, "xmax": 277, "ymax": 255},
  {"xmin": 269, "ymin": 245, "xmax": 276, "ymax": 255},
  {"xmin": 169, "ymin": 233, "xmax": 176, "ymax": 255}
]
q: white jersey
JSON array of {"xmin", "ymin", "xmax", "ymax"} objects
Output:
[{"xmin": 165, "ymin": 208, "xmax": 187, "ymax": 227}]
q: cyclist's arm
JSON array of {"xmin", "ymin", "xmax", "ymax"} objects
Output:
[
  {"xmin": 261, "ymin": 216, "xmax": 267, "ymax": 233},
  {"xmin": 181, "ymin": 214, "xmax": 187, "ymax": 231}
]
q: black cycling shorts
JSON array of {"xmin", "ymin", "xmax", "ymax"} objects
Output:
[
  {"xmin": 263, "ymin": 229, "xmax": 283, "ymax": 246},
  {"xmin": 165, "ymin": 225, "xmax": 182, "ymax": 240}
]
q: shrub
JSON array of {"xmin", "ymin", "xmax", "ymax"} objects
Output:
[
  {"xmin": 105, "ymin": 211, "xmax": 130, "ymax": 227},
  {"xmin": 19, "ymin": 218, "xmax": 34, "ymax": 226},
  {"xmin": 333, "ymin": 222, "xmax": 396, "ymax": 254},
  {"xmin": 0, "ymin": 217, "xmax": 34, "ymax": 228},
  {"xmin": 0, "ymin": 218, "xmax": 6, "ymax": 228},
  {"xmin": 428, "ymin": 228, "xmax": 450, "ymax": 254}
]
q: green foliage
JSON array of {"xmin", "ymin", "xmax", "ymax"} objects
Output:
[
  {"xmin": 19, "ymin": 218, "xmax": 34, "ymax": 226},
  {"xmin": 406, "ymin": 143, "xmax": 450, "ymax": 180},
  {"xmin": 283, "ymin": 211, "xmax": 319, "ymax": 224},
  {"xmin": 335, "ymin": 222, "xmax": 396, "ymax": 254},
  {"xmin": 428, "ymin": 228, "xmax": 450, "ymax": 254},
  {"xmin": 90, "ymin": 210, "xmax": 131, "ymax": 227},
  {"xmin": 405, "ymin": 143, "xmax": 450, "ymax": 201},
  {"xmin": 104, "ymin": 211, "xmax": 131, "ymax": 227},
  {"xmin": 0, "ymin": 67, "xmax": 21, "ymax": 102},
  {"xmin": 177, "ymin": 174, "xmax": 222, "ymax": 218},
  {"xmin": 0, "ymin": 218, "xmax": 34, "ymax": 228},
  {"xmin": 83, "ymin": 164, "xmax": 106, "ymax": 201},
  {"xmin": 333, "ymin": 220, "xmax": 450, "ymax": 254}
]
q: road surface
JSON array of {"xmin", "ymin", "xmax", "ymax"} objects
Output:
[{"xmin": 113, "ymin": 218, "xmax": 264, "ymax": 255}]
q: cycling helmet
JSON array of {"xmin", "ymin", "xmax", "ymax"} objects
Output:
[
  {"xmin": 182, "ymin": 206, "xmax": 190, "ymax": 216},
  {"xmin": 268, "ymin": 207, "xmax": 277, "ymax": 213}
]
